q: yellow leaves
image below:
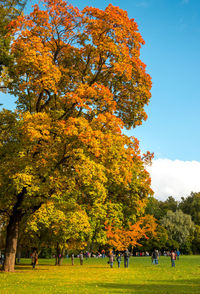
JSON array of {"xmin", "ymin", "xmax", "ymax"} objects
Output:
[
  {"xmin": 12, "ymin": 32, "xmax": 61, "ymax": 94},
  {"xmin": 0, "ymin": 66, "xmax": 13, "ymax": 91},
  {"xmin": 74, "ymin": 156, "xmax": 107, "ymax": 201},
  {"xmin": 18, "ymin": 151, "xmax": 26, "ymax": 158},
  {"xmin": 13, "ymin": 172, "xmax": 33, "ymax": 189},
  {"xmin": 68, "ymin": 209, "xmax": 91, "ymax": 238},
  {"xmin": 22, "ymin": 112, "xmax": 51, "ymax": 142},
  {"xmin": 12, "ymin": 167, "xmax": 40, "ymax": 195},
  {"xmin": 26, "ymin": 201, "xmax": 91, "ymax": 246}
]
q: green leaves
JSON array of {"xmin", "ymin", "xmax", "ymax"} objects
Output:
[{"xmin": 161, "ymin": 210, "xmax": 195, "ymax": 245}]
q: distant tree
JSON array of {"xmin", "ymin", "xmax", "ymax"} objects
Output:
[
  {"xmin": 161, "ymin": 210, "xmax": 195, "ymax": 247},
  {"xmin": 159, "ymin": 196, "xmax": 178, "ymax": 214},
  {"xmin": 145, "ymin": 197, "xmax": 165, "ymax": 220},
  {"xmin": 191, "ymin": 225, "xmax": 200, "ymax": 254},
  {"xmin": 145, "ymin": 196, "xmax": 178, "ymax": 221},
  {"xmin": 179, "ymin": 192, "xmax": 200, "ymax": 225},
  {"xmin": 165, "ymin": 239, "xmax": 179, "ymax": 251},
  {"xmin": 138, "ymin": 224, "xmax": 168, "ymax": 252}
]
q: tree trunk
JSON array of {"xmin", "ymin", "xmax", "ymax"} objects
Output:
[
  {"xmin": 58, "ymin": 256, "xmax": 62, "ymax": 265},
  {"xmin": 55, "ymin": 242, "xmax": 60, "ymax": 265},
  {"xmin": 2, "ymin": 187, "xmax": 42, "ymax": 271},
  {"xmin": 16, "ymin": 243, "xmax": 21, "ymax": 264},
  {"xmin": 3, "ymin": 187, "xmax": 28, "ymax": 272},
  {"xmin": 3, "ymin": 213, "xmax": 19, "ymax": 272},
  {"xmin": 58, "ymin": 247, "xmax": 65, "ymax": 265}
]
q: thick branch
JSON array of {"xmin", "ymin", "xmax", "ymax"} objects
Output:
[
  {"xmin": 36, "ymin": 91, "xmax": 44, "ymax": 112},
  {"xmin": 89, "ymin": 54, "xmax": 105, "ymax": 86},
  {"xmin": 58, "ymin": 103, "xmax": 77, "ymax": 120},
  {"xmin": 40, "ymin": 89, "xmax": 53, "ymax": 111},
  {"xmin": 81, "ymin": 50, "xmax": 92, "ymax": 83},
  {"xmin": 13, "ymin": 187, "xmax": 27, "ymax": 213}
]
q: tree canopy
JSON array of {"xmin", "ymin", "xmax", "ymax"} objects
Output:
[
  {"xmin": 161, "ymin": 210, "xmax": 195, "ymax": 246},
  {"xmin": 0, "ymin": 0, "xmax": 153, "ymax": 272},
  {"xmin": 179, "ymin": 192, "xmax": 200, "ymax": 225}
]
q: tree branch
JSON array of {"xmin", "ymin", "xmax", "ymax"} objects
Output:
[
  {"xmin": 36, "ymin": 91, "xmax": 44, "ymax": 112},
  {"xmin": 58, "ymin": 103, "xmax": 77, "ymax": 120},
  {"xmin": 40, "ymin": 89, "xmax": 53, "ymax": 111}
]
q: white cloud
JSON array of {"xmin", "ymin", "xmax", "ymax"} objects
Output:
[{"xmin": 147, "ymin": 159, "xmax": 200, "ymax": 201}]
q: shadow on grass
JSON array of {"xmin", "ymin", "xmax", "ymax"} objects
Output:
[
  {"xmin": 14, "ymin": 266, "xmax": 48, "ymax": 271},
  {"xmin": 15, "ymin": 263, "xmax": 55, "ymax": 266},
  {"xmin": 88, "ymin": 279, "xmax": 200, "ymax": 293},
  {"xmin": 0, "ymin": 267, "xmax": 48, "ymax": 272},
  {"xmin": 86, "ymin": 266, "xmax": 108, "ymax": 269}
]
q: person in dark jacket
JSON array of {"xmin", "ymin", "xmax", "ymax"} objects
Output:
[
  {"xmin": 152, "ymin": 249, "xmax": 159, "ymax": 265},
  {"xmin": 124, "ymin": 249, "xmax": 130, "ymax": 268},
  {"xmin": 116, "ymin": 253, "xmax": 121, "ymax": 268},
  {"xmin": 31, "ymin": 249, "xmax": 38, "ymax": 269}
]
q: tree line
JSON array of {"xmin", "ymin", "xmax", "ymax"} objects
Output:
[{"xmin": 135, "ymin": 193, "xmax": 200, "ymax": 255}]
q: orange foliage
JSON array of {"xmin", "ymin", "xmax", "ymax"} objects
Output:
[
  {"xmin": 8, "ymin": 0, "xmax": 152, "ymax": 128},
  {"xmin": 105, "ymin": 215, "xmax": 157, "ymax": 251}
]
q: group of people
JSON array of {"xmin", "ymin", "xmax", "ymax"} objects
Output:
[
  {"xmin": 108, "ymin": 249, "xmax": 130, "ymax": 268},
  {"xmin": 152, "ymin": 249, "xmax": 180, "ymax": 267},
  {"xmin": 70, "ymin": 248, "xmax": 181, "ymax": 268},
  {"xmin": 70, "ymin": 249, "xmax": 131, "ymax": 268},
  {"xmin": 30, "ymin": 248, "xmax": 180, "ymax": 269}
]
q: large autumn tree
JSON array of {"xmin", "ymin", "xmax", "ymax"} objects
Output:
[{"xmin": 0, "ymin": 0, "xmax": 153, "ymax": 271}]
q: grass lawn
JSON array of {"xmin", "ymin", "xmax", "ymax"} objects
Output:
[{"xmin": 1, "ymin": 255, "xmax": 200, "ymax": 294}]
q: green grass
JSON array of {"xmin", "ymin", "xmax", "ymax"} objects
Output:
[{"xmin": 1, "ymin": 256, "xmax": 200, "ymax": 293}]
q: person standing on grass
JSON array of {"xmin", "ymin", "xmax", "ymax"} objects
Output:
[
  {"xmin": 152, "ymin": 249, "xmax": 159, "ymax": 265},
  {"xmin": 151, "ymin": 252, "xmax": 154, "ymax": 264},
  {"xmin": 108, "ymin": 251, "xmax": 114, "ymax": 268},
  {"xmin": 71, "ymin": 253, "xmax": 74, "ymax": 266},
  {"xmin": 124, "ymin": 249, "xmax": 130, "ymax": 268},
  {"xmin": 31, "ymin": 249, "xmax": 38, "ymax": 269},
  {"xmin": 101, "ymin": 249, "xmax": 105, "ymax": 258},
  {"xmin": 80, "ymin": 252, "xmax": 83, "ymax": 265},
  {"xmin": 171, "ymin": 250, "xmax": 176, "ymax": 267},
  {"xmin": 176, "ymin": 249, "xmax": 180, "ymax": 260},
  {"xmin": 116, "ymin": 253, "xmax": 121, "ymax": 268}
]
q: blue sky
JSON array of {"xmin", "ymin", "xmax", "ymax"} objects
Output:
[{"xmin": 1, "ymin": 0, "xmax": 200, "ymax": 199}]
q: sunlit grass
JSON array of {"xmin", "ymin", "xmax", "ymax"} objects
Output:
[{"xmin": 1, "ymin": 255, "xmax": 200, "ymax": 293}]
